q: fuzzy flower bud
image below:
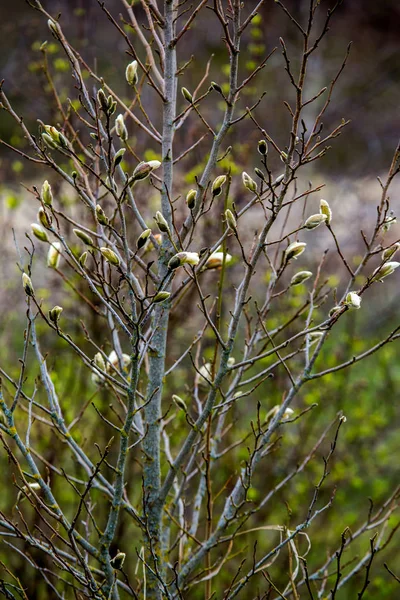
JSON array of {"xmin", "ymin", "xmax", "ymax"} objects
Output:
[
  {"xmin": 319, "ymin": 199, "xmax": 332, "ymax": 225},
  {"xmin": 132, "ymin": 160, "xmax": 161, "ymax": 182},
  {"xmin": 115, "ymin": 114, "xmax": 128, "ymax": 142},
  {"xmin": 154, "ymin": 211, "xmax": 170, "ymax": 234},
  {"xmin": 345, "ymin": 291, "xmax": 362, "ymax": 310},
  {"xmin": 186, "ymin": 189, "xmax": 197, "ymax": 210},
  {"xmin": 31, "ymin": 223, "xmax": 49, "ymax": 243},
  {"xmin": 212, "ymin": 175, "xmax": 227, "ymax": 197},
  {"xmin": 273, "ymin": 174, "xmax": 285, "ymax": 187},
  {"xmin": 290, "ymin": 270, "xmax": 313, "ymax": 286},
  {"xmin": 137, "ymin": 229, "xmax": 152, "ymax": 250},
  {"xmin": 258, "ymin": 139, "xmax": 268, "ymax": 155},
  {"xmin": 47, "ymin": 242, "xmax": 61, "ymax": 269},
  {"xmin": 254, "ymin": 168, "xmax": 266, "ymax": 181},
  {"xmin": 382, "ymin": 243, "xmax": 400, "ymax": 261},
  {"xmin": 79, "ymin": 251, "xmax": 88, "ymax": 268},
  {"xmin": 181, "ymin": 87, "xmax": 193, "ymax": 103},
  {"xmin": 96, "ymin": 204, "xmax": 109, "ymax": 225},
  {"xmin": 284, "ymin": 241, "xmax": 306, "ymax": 263},
  {"xmin": 211, "ymin": 81, "xmax": 223, "ymax": 94},
  {"xmin": 22, "ymin": 273, "xmax": 34, "ymax": 296},
  {"xmin": 304, "ymin": 213, "xmax": 327, "ymax": 230},
  {"xmin": 153, "ymin": 291, "xmax": 171, "ymax": 303},
  {"xmin": 168, "ymin": 252, "xmax": 200, "ymax": 270},
  {"xmin": 125, "ymin": 60, "xmax": 138, "ymax": 86},
  {"xmin": 41, "ymin": 180, "xmax": 53, "ymax": 206},
  {"xmin": 42, "ymin": 133, "xmax": 58, "ymax": 149},
  {"xmin": 38, "ymin": 207, "xmax": 51, "ymax": 229},
  {"xmin": 73, "ymin": 229, "xmax": 94, "ymax": 246},
  {"xmin": 242, "ymin": 171, "xmax": 257, "ymax": 193},
  {"xmin": 100, "ymin": 247, "xmax": 120, "ymax": 266},
  {"xmin": 225, "ymin": 208, "xmax": 237, "ymax": 232},
  {"xmin": 94, "ymin": 352, "xmax": 106, "ymax": 372},
  {"xmin": 97, "ymin": 89, "xmax": 109, "ymax": 112},
  {"xmin": 49, "ymin": 305, "xmax": 63, "ymax": 326},
  {"xmin": 198, "ymin": 363, "xmax": 212, "ymax": 387},
  {"xmin": 371, "ymin": 261, "xmax": 400, "ymax": 282},
  {"xmin": 110, "ymin": 552, "xmax": 126, "ymax": 570},
  {"xmin": 205, "ymin": 251, "xmax": 233, "ymax": 269},
  {"xmin": 113, "ymin": 148, "xmax": 126, "ymax": 168},
  {"xmin": 172, "ymin": 394, "xmax": 187, "ymax": 411},
  {"xmin": 307, "ymin": 332, "xmax": 324, "ymax": 346}
]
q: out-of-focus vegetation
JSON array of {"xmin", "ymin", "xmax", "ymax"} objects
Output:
[{"xmin": 0, "ymin": 1, "xmax": 399, "ymax": 599}]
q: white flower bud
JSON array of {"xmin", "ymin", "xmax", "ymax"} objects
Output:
[
  {"xmin": 137, "ymin": 229, "xmax": 152, "ymax": 250},
  {"xmin": 319, "ymin": 199, "xmax": 332, "ymax": 224},
  {"xmin": 115, "ymin": 114, "xmax": 128, "ymax": 142},
  {"xmin": 168, "ymin": 252, "xmax": 200, "ymax": 270},
  {"xmin": 107, "ymin": 350, "xmax": 130, "ymax": 372},
  {"xmin": 100, "ymin": 247, "xmax": 120, "ymax": 266},
  {"xmin": 284, "ymin": 241, "xmax": 306, "ymax": 263},
  {"xmin": 227, "ymin": 357, "xmax": 235, "ymax": 368},
  {"xmin": 304, "ymin": 213, "xmax": 327, "ymax": 230},
  {"xmin": 113, "ymin": 148, "xmax": 126, "ymax": 167},
  {"xmin": 47, "ymin": 242, "xmax": 61, "ymax": 269},
  {"xmin": 307, "ymin": 332, "xmax": 324, "ymax": 346},
  {"xmin": 49, "ymin": 305, "xmax": 63, "ymax": 325},
  {"xmin": 125, "ymin": 60, "xmax": 139, "ymax": 86},
  {"xmin": 345, "ymin": 292, "xmax": 361, "ymax": 310},
  {"xmin": 132, "ymin": 160, "xmax": 161, "ymax": 182},
  {"xmin": 172, "ymin": 394, "xmax": 187, "ymax": 411},
  {"xmin": 31, "ymin": 223, "xmax": 49, "ymax": 243},
  {"xmin": 38, "ymin": 207, "xmax": 51, "ymax": 229},
  {"xmin": 198, "ymin": 363, "xmax": 212, "ymax": 387},
  {"xmin": 94, "ymin": 352, "xmax": 106, "ymax": 372},
  {"xmin": 371, "ymin": 261, "xmax": 400, "ymax": 282},
  {"xmin": 73, "ymin": 229, "xmax": 94, "ymax": 246},
  {"xmin": 186, "ymin": 189, "xmax": 197, "ymax": 209},
  {"xmin": 205, "ymin": 251, "xmax": 233, "ymax": 269},
  {"xmin": 242, "ymin": 171, "xmax": 257, "ymax": 193},
  {"xmin": 290, "ymin": 270, "xmax": 313, "ymax": 286}
]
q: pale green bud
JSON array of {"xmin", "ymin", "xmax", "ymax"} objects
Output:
[
  {"xmin": 113, "ymin": 148, "xmax": 126, "ymax": 168},
  {"xmin": 100, "ymin": 247, "xmax": 120, "ymax": 266},
  {"xmin": 181, "ymin": 87, "xmax": 193, "ymax": 103},
  {"xmin": 115, "ymin": 114, "xmax": 128, "ymax": 142},
  {"xmin": 186, "ymin": 189, "xmax": 197, "ymax": 209},
  {"xmin": 273, "ymin": 174, "xmax": 285, "ymax": 187},
  {"xmin": 132, "ymin": 160, "xmax": 161, "ymax": 182},
  {"xmin": 382, "ymin": 243, "xmax": 400, "ymax": 261},
  {"xmin": 47, "ymin": 242, "xmax": 61, "ymax": 269},
  {"xmin": 172, "ymin": 394, "xmax": 187, "ymax": 411},
  {"xmin": 212, "ymin": 175, "xmax": 227, "ymax": 197},
  {"xmin": 49, "ymin": 305, "xmax": 63, "ymax": 325},
  {"xmin": 31, "ymin": 223, "xmax": 49, "ymax": 243},
  {"xmin": 42, "ymin": 133, "xmax": 57, "ymax": 149},
  {"xmin": 95, "ymin": 204, "xmax": 109, "ymax": 225},
  {"xmin": 227, "ymin": 357, "xmax": 235, "ymax": 368},
  {"xmin": 258, "ymin": 139, "xmax": 268, "ymax": 155},
  {"xmin": 205, "ymin": 251, "xmax": 233, "ymax": 269},
  {"xmin": 242, "ymin": 171, "xmax": 257, "ymax": 193},
  {"xmin": 284, "ymin": 241, "xmax": 306, "ymax": 263},
  {"xmin": 125, "ymin": 60, "xmax": 139, "ymax": 86},
  {"xmin": 371, "ymin": 261, "xmax": 400, "ymax": 282},
  {"xmin": 73, "ymin": 229, "xmax": 94, "ymax": 246},
  {"xmin": 154, "ymin": 211, "xmax": 170, "ymax": 234},
  {"xmin": 136, "ymin": 228, "xmax": 152, "ymax": 250},
  {"xmin": 319, "ymin": 199, "xmax": 332, "ymax": 225},
  {"xmin": 225, "ymin": 208, "xmax": 237, "ymax": 232},
  {"xmin": 94, "ymin": 352, "xmax": 106, "ymax": 372},
  {"xmin": 290, "ymin": 270, "xmax": 313, "ymax": 286},
  {"xmin": 304, "ymin": 213, "xmax": 327, "ymax": 230},
  {"xmin": 41, "ymin": 180, "xmax": 53, "ymax": 206},
  {"xmin": 97, "ymin": 89, "xmax": 109, "ymax": 112},
  {"xmin": 345, "ymin": 291, "xmax": 361, "ymax": 309},
  {"xmin": 79, "ymin": 251, "xmax": 88, "ymax": 268},
  {"xmin": 329, "ymin": 305, "xmax": 342, "ymax": 317},
  {"xmin": 210, "ymin": 81, "xmax": 223, "ymax": 94},
  {"xmin": 153, "ymin": 291, "xmax": 171, "ymax": 303},
  {"xmin": 47, "ymin": 19, "xmax": 58, "ymax": 35},
  {"xmin": 307, "ymin": 332, "xmax": 324, "ymax": 346},
  {"xmin": 382, "ymin": 215, "xmax": 397, "ymax": 232},
  {"xmin": 198, "ymin": 363, "xmax": 212, "ymax": 387},
  {"xmin": 254, "ymin": 167, "xmax": 266, "ymax": 181},
  {"xmin": 280, "ymin": 151, "xmax": 288, "ymax": 162},
  {"xmin": 38, "ymin": 207, "xmax": 51, "ymax": 229},
  {"xmin": 22, "ymin": 273, "xmax": 34, "ymax": 296}
]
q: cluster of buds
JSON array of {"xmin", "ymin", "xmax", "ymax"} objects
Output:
[
  {"xmin": 125, "ymin": 60, "xmax": 139, "ymax": 86},
  {"xmin": 97, "ymin": 89, "xmax": 117, "ymax": 116},
  {"xmin": 42, "ymin": 125, "xmax": 68, "ymax": 150},
  {"xmin": 212, "ymin": 175, "xmax": 227, "ymax": 197},
  {"xmin": 168, "ymin": 252, "xmax": 200, "ymax": 270},
  {"xmin": 47, "ymin": 242, "xmax": 62, "ymax": 269},
  {"xmin": 284, "ymin": 241, "xmax": 306, "ymax": 264},
  {"xmin": 131, "ymin": 160, "xmax": 162, "ymax": 183}
]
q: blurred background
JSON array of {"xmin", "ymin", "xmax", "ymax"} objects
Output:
[{"xmin": 0, "ymin": 1, "xmax": 399, "ymax": 598}]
